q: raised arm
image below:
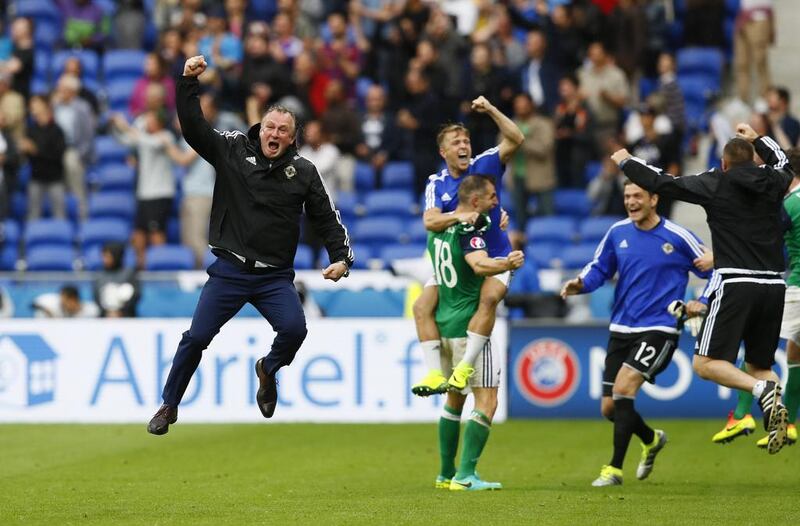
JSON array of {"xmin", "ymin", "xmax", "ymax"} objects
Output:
[
  {"xmin": 612, "ymin": 148, "xmax": 717, "ymax": 205},
  {"xmin": 471, "ymin": 96, "xmax": 524, "ymax": 163}
]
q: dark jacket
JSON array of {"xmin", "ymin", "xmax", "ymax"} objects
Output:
[
  {"xmin": 176, "ymin": 75, "xmax": 353, "ymax": 269},
  {"xmin": 622, "ymin": 136, "xmax": 793, "ymax": 272},
  {"xmin": 28, "ymin": 121, "xmax": 66, "ymax": 184}
]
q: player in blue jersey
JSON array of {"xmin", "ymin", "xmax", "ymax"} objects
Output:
[
  {"xmin": 561, "ymin": 179, "xmax": 714, "ymax": 487},
  {"xmin": 412, "ymin": 96, "xmax": 524, "ymax": 396}
]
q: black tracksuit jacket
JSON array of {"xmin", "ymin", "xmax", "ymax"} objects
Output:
[
  {"xmin": 622, "ymin": 136, "xmax": 794, "ymax": 273},
  {"xmin": 176, "ymin": 76, "xmax": 353, "ymax": 269}
]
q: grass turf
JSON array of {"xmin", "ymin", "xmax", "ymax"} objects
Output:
[{"xmin": 0, "ymin": 420, "xmax": 796, "ymax": 525}]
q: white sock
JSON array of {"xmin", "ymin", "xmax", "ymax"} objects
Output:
[
  {"xmin": 752, "ymin": 380, "xmax": 767, "ymax": 398},
  {"xmin": 420, "ymin": 340, "xmax": 442, "ymax": 372},
  {"xmin": 462, "ymin": 331, "xmax": 490, "ymax": 367}
]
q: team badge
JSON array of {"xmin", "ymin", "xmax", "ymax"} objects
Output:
[
  {"xmin": 469, "ymin": 236, "xmax": 486, "ymax": 249},
  {"xmin": 514, "ymin": 339, "xmax": 580, "ymax": 407},
  {"xmin": 285, "ymin": 165, "xmax": 296, "ymax": 179},
  {"xmin": 662, "ymin": 242, "xmax": 674, "ymax": 255}
]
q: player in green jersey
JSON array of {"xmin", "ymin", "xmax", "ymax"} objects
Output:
[
  {"xmin": 712, "ymin": 148, "xmax": 800, "ymax": 447},
  {"xmin": 427, "ymin": 175, "xmax": 525, "ymax": 491}
]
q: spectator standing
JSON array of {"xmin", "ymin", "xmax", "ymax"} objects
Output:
[
  {"xmin": 655, "ymin": 52, "xmax": 686, "ymax": 146},
  {"xmin": 397, "ymin": 68, "xmax": 442, "ymax": 197},
  {"xmin": 463, "ymin": 43, "xmax": 515, "ymax": 153},
  {"xmin": 355, "ymin": 84, "xmax": 399, "ymax": 184},
  {"xmin": 554, "ymin": 74, "xmax": 593, "ymax": 188},
  {"xmin": 320, "ymin": 79, "xmax": 360, "ymax": 192},
  {"xmin": 735, "ymin": 0, "xmax": 774, "ymax": 103},
  {"xmin": 129, "ymin": 53, "xmax": 177, "ymax": 118},
  {"xmin": 198, "ymin": 6, "xmax": 243, "ymax": 74},
  {"xmin": 316, "ymin": 11, "xmax": 364, "ymax": 97},
  {"xmin": 579, "ymin": 41, "xmax": 629, "ymax": 148},
  {"xmin": 509, "ymin": 92, "xmax": 556, "ymax": 227},
  {"xmin": 224, "ymin": 0, "xmax": 247, "ymax": 39},
  {"xmin": 1, "ymin": 17, "xmax": 34, "ymax": 100},
  {"xmin": 604, "ymin": 0, "xmax": 647, "ymax": 84},
  {"xmin": 56, "ymin": 0, "xmax": 109, "ymax": 52},
  {"xmin": 159, "ymin": 28, "xmax": 188, "ymax": 79},
  {"xmin": 241, "ymin": 29, "xmax": 291, "ymax": 126},
  {"xmin": 298, "ymin": 120, "xmax": 342, "ymax": 196},
  {"xmin": 110, "ymin": 112, "xmax": 176, "ymax": 268},
  {"xmin": 684, "ymin": 0, "xmax": 726, "ymax": 48},
  {"xmin": 112, "ymin": 0, "xmax": 146, "ymax": 49},
  {"xmin": 0, "ymin": 72, "xmax": 25, "ymax": 144},
  {"xmin": 521, "ymin": 30, "xmax": 560, "ymax": 115},
  {"xmin": 272, "ymin": 12, "xmax": 305, "ymax": 66},
  {"xmin": 52, "ymin": 74, "xmax": 95, "ymax": 220},
  {"xmin": 61, "ymin": 57, "xmax": 100, "ymax": 114},
  {"xmin": 20, "ymin": 96, "xmax": 67, "ymax": 221},
  {"xmin": 766, "ymin": 86, "xmax": 800, "ymax": 148}
]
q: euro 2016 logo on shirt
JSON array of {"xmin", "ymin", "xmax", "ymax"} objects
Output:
[
  {"xmin": 469, "ymin": 237, "xmax": 486, "ymax": 249},
  {"xmin": 514, "ymin": 339, "xmax": 580, "ymax": 407}
]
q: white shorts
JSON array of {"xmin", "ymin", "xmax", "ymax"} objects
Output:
[
  {"xmin": 440, "ymin": 337, "xmax": 501, "ymax": 390},
  {"xmin": 780, "ymin": 285, "xmax": 800, "ymax": 344}
]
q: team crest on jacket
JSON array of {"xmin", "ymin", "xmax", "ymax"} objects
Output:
[
  {"xmin": 662, "ymin": 242, "xmax": 674, "ymax": 255},
  {"xmin": 285, "ymin": 165, "xmax": 296, "ymax": 179},
  {"xmin": 470, "ymin": 236, "xmax": 486, "ymax": 249}
]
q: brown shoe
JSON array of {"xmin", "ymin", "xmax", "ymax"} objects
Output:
[
  {"xmin": 147, "ymin": 404, "xmax": 178, "ymax": 435},
  {"xmin": 255, "ymin": 358, "xmax": 278, "ymax": 418}
]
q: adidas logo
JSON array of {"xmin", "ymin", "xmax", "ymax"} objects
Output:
[
  {"xmin": 619, "ymin": 239, "xmax": 628, "ymax": 248},
  {"xmin": 442, "ymin": 192, "xmax": 452, "ymax": 202},
  {"xmin": 246, "ymin": 156, "xmax": 256, "ymax": 165}
]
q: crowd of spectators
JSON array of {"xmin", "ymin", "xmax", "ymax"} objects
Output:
[{"xmin": 0, "ymin": 0, "xmax": 796, "ymax": 277}]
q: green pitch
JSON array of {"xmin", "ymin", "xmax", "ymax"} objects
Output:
[{"xmin": 1, "ymin": 420, "xmax": 797, "ymax": 525}]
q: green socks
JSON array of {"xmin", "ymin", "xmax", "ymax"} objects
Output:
[
  {"xmin": 438, "ymin": 405, "xmax": 462, "ymax": 479},
  {"xmin": 784, "ymin": 362, "xmax": 800, "ymax": 423},
  {"xmin": 456, "ymin": 410, "xmax": 491, "ymax": 478},
  {"xmin": 734, "ymin": 362, "xmax": 755, "ymax": 419}
]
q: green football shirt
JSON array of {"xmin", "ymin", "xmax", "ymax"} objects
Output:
[
  {"xmin": 784, "ymin": 185, "xmax": 800, "ymax": 287},
  {"xmin": 427, "ymin": 216, "xmax": 491, "ymax": 338}
]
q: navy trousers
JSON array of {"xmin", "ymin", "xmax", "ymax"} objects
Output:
[{"xmin": 162, "ymin": 257, "xmax": 307, "ymax": 407}]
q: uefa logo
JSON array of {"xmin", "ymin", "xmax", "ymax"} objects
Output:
[{"xmin": 514, "ymin": 338, "xmax": 580, "ymax": 407}]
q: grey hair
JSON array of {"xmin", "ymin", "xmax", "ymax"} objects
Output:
[{"xmin": 262, "ymin": 104, "xmax": 299, "ymax": 138}]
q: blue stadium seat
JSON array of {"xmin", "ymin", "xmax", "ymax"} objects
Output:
[
  {"xmin": 103, "ymin": 50, "xmax": 148, "ymax": 81},
  {"xmin": 380, "ymin": 244, "xmax": 426, "ymax": 262},
  {"xmin": 144, "ymin": 245, "xmax": 195, "ymax": 271},
  {"xmin": 33, "ymin": 50, "xmax": 51, "ymax": 85},
  {"xmin": 91, "ymin": 164, "xmax": 136, "ymax": 192},
  {"xmin": 13, "ymin": 0, "xmax": 58, "ymax": 19},
  {"xmin": 106, "ymin": 80, "xmax": 136, "ymax": 113},
  {"xmin": 363, "ymin": 189, "xmax": 416, "ymax": 217},
  {"xmin": 725, "ymin": 0, "xmax": 740, "ymax": 15},
  {"xmin": 405, "ymin": 219, "xmax": 427, "ymax": 243},
  {"xmin": 294, "ymin": 244, "xmax": 314, "ymax": 269},
  {"xmin": 166, "ymin": 217, "xmax": 180, "ymax": 244},
  {"xmin": 95, "ymin": 136, "xmax": 130, "ymax": 165},
  {"xmin": 354, "ymin": 162, "xmax": 376, "ymax": 191},
  {"xmin": 82, "ymin": 244, "xmax": 136, "ymax": 271},
  {"xmin": 203, "ymin": 248, "xmax": 216, "ymax": 269},
  {"xmin": 247, "ymin": 0, "xmax": 278, "ymax": 20},
  {"xmin": 381, "ymin": 161, "xmax": 415, "ymax": 189},
  {"xmin": 525, "ymin": 242, "xmax": 559, "ymax": 269},
  {"xmin": 677, "ymin": 47, "xmax": 724, "ymax": 82},
  {"xmin": 30, "ymin": 77, "xmax": 50, "ymax": 95},
  {"xmin": 24, "ymin": 219, "xmax": 74, "ymax": 249},
  {"xmin": 553, "ymin": 189, "xmax": 593, "ymax": 217},
  {"xmin": 334, "ymin": 191, "xmax": 360, "ymax": 220},
  {"xmin": 0, "ymin": 245, "xmax": 17, "ymax": 270},
  {"xmin": 78, "ymin": 218, "xmax": 131, "ymax": 250},
  {"xmin": 639, "ymin": 77, "xmax": 658, "ymax": 101},
  {"xmin": 1, "ymin": 220, "xmax": 20, "ymax": 246},
  {"xmin": 94, "ymin": 0, "xmax": 118, "ymax": 15},
  {"xmin": 88, "ymin": 192, "xmax": 136, "ymax": 221},
  {"xmin": 33, "ymin": 19, "xmax": 61, "ymax": 49},
  {"xmin": 561, "ymin": 243, "xmax": 598, "ymax": 270},
  {"xmin": 525, "ymin": 217, "xmax": 576, "ymax": 243},
  {"xmin": 352, "ymin": 217, "xmax": 404, "ymax": 248},
  {"xmin": 26, "ymin": 246, "xmax": 77, "ymax": 271},
  {"xmin": 578, "ymin": 216, "xmax": 624, "ymax": 243},
  {"xmin": 584, "ymin": 161, "xmax": 603, "ymax": 182},
  {"xmin": 52, "ymin": 50, "xmax": 100, "ymax": 80},
  {"xmin": 349, "ymin": 243, "xmax": 371, "ymax": 269}
]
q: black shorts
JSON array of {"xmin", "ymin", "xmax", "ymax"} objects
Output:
[
  {"xmin": 602, "ymin": 331, "xmax": 678, "ymax": 397},
  {"xmin": 135, "ymin": 198, "xmax": 172, "ymax": 233},
  {"xmin": 695, "ymin": 274, "xmax": 785, "ymax": 369}
]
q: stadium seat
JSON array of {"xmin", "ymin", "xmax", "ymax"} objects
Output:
[
  {"xmin": 30, "ymin": 77, "xmax": 50, "ymax": 95},
  {"xmin": 639, "ymin": 77, "xmax": 658, "ymax": 101},
  {"xmin": 380, "ymin": 244, "xmax": 426, "ymax": 262},
  {"xmin": 26, "ymin": 246, "xmax": 77, "ymax": 271},
  {"xmin": 525, "ymin": 242, "xmax": 559, "ymax": 269},
  {"xmin": 354, "ymin": 162, "xmax": 376, "ymax": 191},
  {"xmin": 103, "ymin": 50, "xmax": 148, "ymax": 81},
  {"xmin": 381, "ymin": 161, "xmax": 415, "ymax": 189},
  {"xmin": 0, "ymin": 245, "xmax": 17, "ymax": 270},
  {"xmin": 166, "ymin": 217, "xmax": 180, "ymax": 244},
  {"xmin": 13, "ymin": 0, "xmax": 58, "ymax": 19},
  {"xmin": 203, "ymin": 248, "xmax": 216, "ymax": 269},
  {"xmin": 78, "ymin": 219, "xmax": 131, "ymax": 250},
  {"xmin": 405, "ymin": 219, "xmax": 428, "ymax": 243},
  {"xmin": 33, "ymin": 50, "xmax": 51, "ymax": 85},
  {"xmin": 88, "ymin": 192, "xmax": 137, "ymax": 221},
  {"xmin": 247, "ymin": 0, "xmax": 278, "ymax": 20},
  {"xmin": 676, "ymin": 47, "xmax": 724, "ymax": 83},
  {"xmin": 1, "ymin": 220, "xmax": 20, "ymax": 246},
  {"xmin": 91, "ymin": 164, "xmax": 136, "ymax": 192},
  {"xmin": 352, "ymin": 217, "xmax": 404, "ymax": 249},
  {"xmin": 52, "ymin": 50, "xmax": 100, "ymax": 80},
  {"xmin": 144, "ymin": 245, "xmax": 195, "ymax": 271},
  {"xmin": 561, "ymin": 243, "xmax": 598, "ymax": 270},
  {"xmin": 553, "ymin": 189, "xmax": 593, "ymax": 217},
  {"xmin": 95, "ymin": 136, "xmax": 130, "ymax": 165},
  {"xmin": 349, "ymin": 243, "xmax": 371, "ymax": 269},
  {"xmin": 584, "ymin": 161, "xmax": 603, "ymax": 182},
  {"xmin": 82, "ymin": 244, "xmax": 136, "ymax": 271},
  {"xmin": 33, "ymin": 19, "xmax": 61, "ymax": 49},
  {"xmin": 24, "ymin": 219, "xmax": 74, "ymax": 249},
  {"xmin": 334, "ymin": 191, "xmax": 360, "ymax": 220},
  {"xmin": 294, "ymin": 244, "xmax": 315, "ymax": 269},
  {"xmin": 106, "ymin": 80, "xmax": 137, "ymax": 113},
  {"xmin": 94, "ymin": 0, "xmax": 118, "ymax": 15},
  {"xmin": 579, "ymin": 216, "xmax": 624, "ymax": 243},
  {"xmin": 525, "ymin": 217, "xmax": 576, "ymax": 243},
  {"xmin": 363, "ymin": 189, "xmax": 416, "ymax": 217}
]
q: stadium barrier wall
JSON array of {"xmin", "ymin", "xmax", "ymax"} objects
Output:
[
  {"xmin": 508, "ymin": 323, "xmax": 789, "ymax": 418},
  {"xmin": 0, "ymin": 319, "xmax": 507, "ymax": 423}
]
